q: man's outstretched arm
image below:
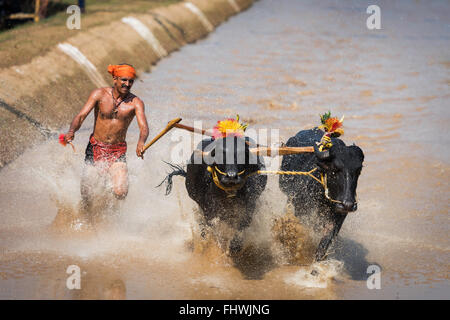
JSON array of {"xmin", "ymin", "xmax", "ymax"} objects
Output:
[
  {"xmin": 135, "ymin": 98, "xmax": 149, "ymax": 159},
  {"xmin": 65, "ymin": 89, "xmax": 101, "ymax": 142}
]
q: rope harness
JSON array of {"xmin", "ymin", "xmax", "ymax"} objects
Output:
[
  {"xmin": 207, "ymin": 165, "xmax": 343, "ymax": 204},
  {"xmin": 255, "ymin": 168, "xmax": 343, "ymax": 204},
  {"xmin": 207, "ymin": 165, "xmax": 247, "ymax": 198}
]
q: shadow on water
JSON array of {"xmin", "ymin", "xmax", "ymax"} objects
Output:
[
  {"xmin": 228, "ymin": 235, "xmax": 377, "ymax": 281},
  {"xmin": 329, "ymin": 236, "xmax": 381, "ymax": 281}
]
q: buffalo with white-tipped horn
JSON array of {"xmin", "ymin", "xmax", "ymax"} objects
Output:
[{"xmin": 279, "ymin": 127, "xmax": 364, "ymax": 262}]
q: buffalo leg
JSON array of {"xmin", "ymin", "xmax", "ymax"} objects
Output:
[
  {"xmin": 314, "ymin": 213, "xmax": 347, "ymax": 261},
  {"xmin": 229, "ymin": 234, "xmax": 243, "ymax": 254},
  {"xmin": 291, "ymin": 195, "xmax": 316, "ymax": 225},
  {"xmin": 229, "ymin": 201, "xmax": 256, "ymax": 254}
]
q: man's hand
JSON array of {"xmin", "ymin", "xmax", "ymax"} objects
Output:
[
  {"xmin": 136, "ymin": 141, "xmax": 145, "ymax": 159},
  {"xmin": 65, "ymin": 131, "xmax": 75, "ymax": 143},
  {"xmin": 134, "ymin": 98, "xmax": 149, "ymax": 160}
]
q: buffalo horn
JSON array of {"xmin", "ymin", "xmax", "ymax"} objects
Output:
[{"xmin": 313, "ymin": 144, "xmax": 331, "ymax": 160}]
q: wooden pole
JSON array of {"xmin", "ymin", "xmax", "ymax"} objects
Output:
[
  {"xmin": 173, "ymin": 123, "xmax": 210, "ymax": 136},
  {"xmin": 34, "ymin": 0, "xmax": 40, "ymax": 22},
  {"xmin": 172, "ymin": 122, "xmax": 269, "ymax": 147},
  {"xmin": 250, "ymin": 146, "xmax": 314, "ymax": 156},
  {"xmin": 142, "ymin": 118, "xmax": 182, "ymax": 153},
  {"xmin": 142, "ymin": 118, "xmax": 315, "ymax": 157}
]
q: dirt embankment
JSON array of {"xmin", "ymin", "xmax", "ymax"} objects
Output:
[{"xmin": 0, "ymin": 0, "xmax": 254, "ymax": 168}]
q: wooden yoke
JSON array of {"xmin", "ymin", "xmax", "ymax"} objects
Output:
[
  {"xmin": 249, "ymin": 146, "xmax": 314, "ymax": 156},
  {"xmin": 143, "ymin": 118, "xmax": 315, "ymax": 157}
]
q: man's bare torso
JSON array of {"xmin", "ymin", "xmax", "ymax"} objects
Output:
[{"xmin": 93, "ymin": 87, "xmax": 141, "ymax": 144}]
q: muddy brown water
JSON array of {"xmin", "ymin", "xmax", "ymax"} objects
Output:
[{"xmin": 0, "ymin": 0, "xmax": 449, "ymax": 299}]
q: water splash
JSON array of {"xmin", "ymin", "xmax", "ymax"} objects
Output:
[
  {"xmin": 284, "ymin": 259, "xmax": 345, "ymax": 289},
  {"xmin": 271, "ymin": 210, "xmax": 317, "ymax": 265}
]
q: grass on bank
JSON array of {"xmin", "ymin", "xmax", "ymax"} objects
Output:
[{"xmin": 0, "ymin": 0, "xmax": 181, "ymax": 69}]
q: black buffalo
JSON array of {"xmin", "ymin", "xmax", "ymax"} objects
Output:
[
  {"xmin": 279, "ymin": 128, "xmax": 364, "ymax": 261},
  {"xmin": 160, "ymin": 136, "xmax": 267, "ymax": 254}
]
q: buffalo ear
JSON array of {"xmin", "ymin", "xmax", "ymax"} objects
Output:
[{"xmin": 350, "ymin": 145, "xmax": 364, "ymax": 163}]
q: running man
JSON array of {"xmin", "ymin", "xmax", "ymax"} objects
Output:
[{"xmin": 63, "ymin": 64, "xmax": 149, "ymax": 206}]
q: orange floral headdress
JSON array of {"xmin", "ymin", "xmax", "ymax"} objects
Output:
[
  {"xmin": 319, "ymin": 111, "xmax": 344, "ymax": 137},
  {"xmin": 317, "ymin": 111, "xmax": 344, "ymax": 150},
  {"xmin": 212, "ymin": 115, "xmax": 248, "ymax": 139}
]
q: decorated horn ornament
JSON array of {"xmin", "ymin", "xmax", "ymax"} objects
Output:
[{"xmin": 313, "ymin": 143, "xmax": 331, "ymax": 160}]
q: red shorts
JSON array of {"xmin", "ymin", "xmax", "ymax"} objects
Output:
[{"xmin": 85, "ymin": 135, "xmax": 127, "ymax": 166}]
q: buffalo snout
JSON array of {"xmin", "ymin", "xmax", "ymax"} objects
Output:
[
  {"xmin": 336, "ymin": 200, "xmax": 357, "ymax": 213},
  {"xmin": 227, "ymin": 171, "xmax": 237, "ymax": 178},
  {"xmin": 221, "ymin": 172, "xmax": 243, "ymax": 185}
]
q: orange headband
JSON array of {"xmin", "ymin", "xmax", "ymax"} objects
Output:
[{"xmin": 107, "ymin": 64, "xmax": 136, "ymax": 79}]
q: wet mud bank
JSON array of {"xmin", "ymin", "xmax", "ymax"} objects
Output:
[{"xmin": 0, "ymin": 0, "xmax": 254, "ymax": 168}]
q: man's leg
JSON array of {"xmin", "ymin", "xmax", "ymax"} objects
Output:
[
  {"xmin": 109, "ymin": 162, "xmax": 129, "ymax": 200},
  {"xmin": 78, "ymin": 0, "xmax": 86, "ymax": 13},
  {"xmin": 80, "ymin": 163, "xmax": 100, "ymax": 215}
]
